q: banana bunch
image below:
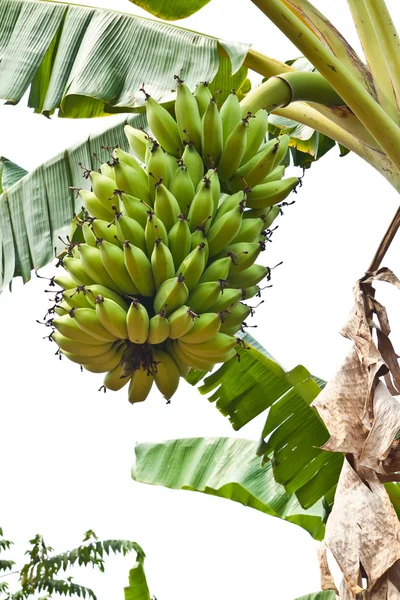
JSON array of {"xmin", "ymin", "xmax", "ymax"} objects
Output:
[{"xmin": 44, "ymin": 77, "xmax": 299, "ymax": 406}]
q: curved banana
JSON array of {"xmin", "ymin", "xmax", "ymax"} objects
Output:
[
  {"xmin": 118, "ymin": 193, "xmax": 149, "ymax": 227},
  {"xmin": 180, "ymin": 332, "xmax": 237, "ymax": 357},
  {"xmin": 143, "ymin": 92, "xmax": 182, "ymax": 157},
  {"xmin": 169, "ymin": 163, "xmax": 195, "ymax": 213},
  {"xmin": 124, "ymin": 125, "xmax": 148, "ymax": 162},
  {"xmin": 90, "ymin": 171, "xmax": 116, "ymax": 206},
  {"xmin": 209, "ymin": 288, "xmax": 242, "ymax": 312},
  {"xmin": 168, "ymin": 305, "xmax": 197, "ymax": 339},
  {"xmin": 217, "ymin": 115, "xmax": 251, "ymax": 181},
  {"xmin": 78, "ymin": 245, "xmax": 124, "ymax": 294},
  {"xmin": 114, "ymin": 159, "xmax": 150, "ymax": 203},
  {"xmin": 82, "ymin": 344, "xmax": 125, "ymax": 373},
  {"xmin": 153, "ymin": 274, "xmax": 189, "ymax": 316},
  {"xmin": 70, "ymin": 307, "xmax": 119, "ymax": 342},
  {"xmin": 173, "ymin": 339, "xmax": 215, "ymax": 372},
  {"xmin": 53, "ymin": 273, "xmax": 78, "ymax": 289},
  {"xmin": 230, "ymin": 217, "xmax": 265, "ymax": 244},
  {"xmin": 99, "ymin": 239, "xmax": 139, "ymax": 295},
  {"xmin": 62, "ymin": 257, "xmax": 96, "ymax": 287},
  {"xmin": 123, "ymin": 242, "xmax": 155, "ymax": 297},
  {"xmin": 147, "ymin": 311, "xmax": 170, "ymax": 344},
  {"xmin": 79, "ymin": 190, "xmax": 114, "ymax": 222},
  {"xmin": 168, "ymin": 216, "xmax": 192, "ymax": 270},
  {"xmin": 241, "ymin": 109, "xmax": 269, "ymax": 165},
  {"xmin": 61, "ymin": 344, "xmax": 119, "ymax": 366},
  {"xmin": 187, "ymin": 281, "xmax": 223, "ymax": 313},
  {"xmin": 103, "ymin": 364, "xmax": 131, "ymax": 391},
  {"xmin": 207, "ymin": 203, "xmax": 245, "ymax": 257},
  {"xmin": 246, "ymin": 177, "xmax": 299, "ymax": 209},
  {"xmin": 151, "ymin": 238, "xmax": 175, "ymax": 290},
  {"xmin": 194, "ymin": 81, "xmax": 212, "ymax": 118},
  {"xmin": 52, "ymin": 331, "xmax": 113, "ymax": 356},
  {"xmin": 52, "ymin": 314, "xmax": 107, "ymax": 345},
  {"xmin": 128, "ymin": 367, "xmax": 154, "ymax": 404},
  {"xmin": 175, "ymin": 77, "xmax": 202, "ymax": 152},
  {"xmin": 153, "ymin": 348, "xmax": 180, "ymax": 400},
  {"xmin": 199, "ymin": 256, "xmax": 232, "ymax": 283},
  {"xmin": 228, "ymin": 264, "xmax": 269, "ymax": 288},
  {"xmin": 201, "ymin": 96, "xmax": 223, "ymax": 168},
  {"xmin": 126, "ymin": 300, "xmax": 150, "ymax": 344},
  {"xmin": 116, "ymin": 214, "xmax": 147, "ymax": 254},
  {"xmin": 84, "ymin": 285, "xmax": 128, "ymax": 310},
  {"xmin": 166, "ymin": 339, "xmax": 190, "ymax": 376},
  {"xmin": 91, "ymin": 220, "xmax": 119, "ymax": 247},
  {"xmin": 187, "ymin": 177, "xmax": 214, "ymax": 233},
  {"xmin": 144, "ymin": 212, "xmax": 168, "ymax": 257},
  {"xmin": 95, "ymin": 295, "xmax": 129, "ymax": 339},
  {"xmin": 180, "ymin": 312, "xmax": 221, "ymax": 344},
  {"xmin": 182, "ymin": 142, "xmax": 204, "ymax": 188},
  {"xmin": 176, "ymin": 243, "xmax": 207, "ymax": 291},
  {"xmin": 154, "ymin": 182, "xmax": 181, "ymax": 232},
  {"xmin": 220, "ymin": 90, "xmax": 241, "ymax": 143}
]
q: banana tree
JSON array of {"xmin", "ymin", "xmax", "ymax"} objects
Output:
[{"xmin": 2, "ymin": 0, "xmax": 400, "ymax": 598}]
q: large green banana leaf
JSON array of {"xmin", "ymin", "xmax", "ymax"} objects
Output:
[
  {"xmin": 128, "ymin": 0, "xmax": 212, "ymax": 20},
  {"xmin": 192, "ymin": 334, "xmax": 343, "ymax": 510},
  {"xmin": 124, "ymin": 559, "xmax": 151, "ymax": 600},
  {"xmin": 0, "ymin": 0, "xmax": 249, "ymax": 118},
  {"xmin": 132, "ymin": 436, "xmax": 326, "ymax": 540},
  {"xmin": 0, "ymin": 157, "xmax": 28, "ymax": 193},
  {"xmin": 0, "ymin": 113, "xmax": 146, "ymax": 289}
]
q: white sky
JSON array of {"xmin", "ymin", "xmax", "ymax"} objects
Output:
[{"xmin": 1, "ymin": 1, "xmax": 400, "ymax": 599}]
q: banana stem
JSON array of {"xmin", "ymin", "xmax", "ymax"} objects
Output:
[
  {"xmin": 347, "ymin": 0, "xmax": 399, "ymax": 124},
  {"xmin": 250, "ymin": 0, "xmax": 400, "ymax": 173},
  {"xmin": 243, "ymin": 48, "xmax": 292, "ymax": 78},
  {"xmin": 364, "ymin": 0, "xmax": 400, "ymax": 114},
  {"xmin": 240, "ymin": 72, "xmax": 344, "ymax": 115}
]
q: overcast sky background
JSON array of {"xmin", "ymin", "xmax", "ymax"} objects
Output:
[{"xmin": 1, "ymin": 1, "xmax": 400, "ymax": 599}]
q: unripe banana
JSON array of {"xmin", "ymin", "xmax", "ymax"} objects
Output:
[
  {"xmin": 168, "ymin": 216, "xmax": 192, "ymax": 269},
  {"xmin": 91, "ymin": 220, "xmax": 119, "ymax": 247},
  {"xmin": 126, "ymin": 300, "xmax": 150, "ymax": 344},
  {"xmin": 112, "ymin": 147, "xmax": 142, "ymax": 172},
  {"xmin": 180, "ymin": 332, "xmax": 236, "ymax": 357},
  {"xmin": 153, "ymin": 274, "xmax": 189, "ymax": 316},
  {"xmin": 188, "ymin": 177, "xmax": 214, "ymax": 232},
  {"xmin": 244, "ymin": 205, "xmax": 280, "ymax": 227},
  {"xmin": 123, "ymin": 241, "xmax": 155, "ymax": 296},
  {"xmin": 52, "ymin": 314, "xmax": 107, "ymax": 344},
  {"xmin": 241, "ymin": 109, "xmax": 269, "ymax": 165},
  {"xmin": 178, "ymin": 338, "xmax": 236, "ymax": 364},
  {"xmin": 100, "ymin": 162, "xmax": 114, "ymax": 179},
  {"xmin": 260, "ymin": 164, "xmax": 285, "ymax": 184},
  {"xmin": 169, "ymin": 163, "xmax": 195, "ymax": 213},
  {"xmin": 168, "ymin": 305, "xmax": 197, "ymax": 339},
  {"xmin": 219, "ymin": 303, "xmax": 251, "ymax": 332},
  {"xmin": 246, "ymin": 177, "xmax": 299, "ymax": 209},
  {"xmin": 220, "ymin": 90, "xmax": 241, "ymax": 143},
  {"xmin": 115, "ymin": 214, "xmax": 147, "ymax": 254},
  {"xmin": 114, "ymin": 160, "xmax": 150, "ymax": 203},
  {"xmin": 147, "ymin": 141, "xmax": 173, "ymax": 192},
  {"xmin": 128, "ymin": 367, "xmax": 154, "ymax": 404},
  {"xmin": 182, "ymin": 142, "xmax": 204, "ymax": 188},
  {"xmin": 53, "ymin": 273, "xmax": 78, "ymax": 289},
  {"xmin": 62, "ymin": 344, "xmax": 119, "ymax": 366},
  {"xmin": 95, "ymin": 295, "xmax": 129, "ymax": 339},
  {"xmin": 213, "ymin": 190, "xmax": 246, "ymax": 223},
  {"xmin": 82, "ymin": 344, "xmax": 125, "ymax": 373},
  {"xmin": 103, "ymin": 363, "xmax": 131, "ymax": 391},
  {"xmin": 190, "ymin": 229, "xmax": 209, "ymax": 263},
  {"xmin": 63, "ymin": 257, "xmax": 96, "ymax": 286},
  {"xmin": 173, "ymin": 339, "xmax": 215, "ymax": 372},
  {"xmin": 175, "ymin": 77, "xmax": 202, "ymax": 152},
  {"xmin": 154, "ymin": 182, "xmax": 181, "ymax": 232},
  {"xmin": 70, "ymin": 307, "xmax": 119, "ymax": 342},
  {"xmin": 147, "ymin": 311, "xmax": 170, "ymax": 344},
  {"xmin": 118, "ymin": 193, "xmax": 148, "ymax": 227},
  {"xmin": 230, "ymin": 217, "xmax": 265, "ymax": 244},
  {"xmin": 143, "ymin": 92, "xmax": 182, "ymax": 157},
  {"xmin": 144, "ymin": 212, "xmax": 168, "ymax": 257},
  {"xmin": 52, "ymin": 331, "xmax": 113, "ymax": 357},
  {"xmin": 207, "ymin": 202, "xmax": 245, "ymax": 257},
  {"xmin": 201, "ymin": 97, "xmax": 223, "ymax": 168},
  {"xmin": 199, "ymin": 169, "xmax": 220, "ymax": 214},
  {"xmin": 153, "ymin": 348, "xmax": 180, "ymax": 400},
  {"xmin": 84, "ymin": 285, "xmax": 128, "ymax": 310},
  {"xmin": 99, "ymin": 239, "xmax": 139, "ymax": 295},
  {"xmin": 199, "ymin": 256, "xmax": 232, "ymax": 283},
  {"xmin": 194, "ymin": 81, "xmax": 212, "ymax": 118},
  {"xmin": 55, "ymin": 304, "xmax": 68, "ymax": 317},
  {"xmin": 79, "ymin": 190, "xmax": 114, "ymax": 222},
  {"xmin": 62, "ymin": 288, "xmax": 93, "ymax": 309},
  {"xmin": 241, "ymin": 285, "xmax": 261, "ymax": 299},
  {"xmin": 151, "ymin": 238, "xmax": 175, "ymax": 289},
  {"xmin": 228, "ymin": 264, "xmax": 269, "ymax": 288},
  {"xmin": 78, "ymin": 245, "xmax": 124, "ymax": 294},
  {"xmin": 166, "ymin": 339, "xmax": 190, "ymax": 376},
  {"xmin": 82, "ymin": 222, "xmax": 97, "ymax": 247},
  {"xmin": 226, "ymin": 241, "xmax": 265, "ymax": 273},
  {"xmin": 209, "ymin": 288, "xmax": 242, "ymax": 312},
  {"xmin": 124, "ymin": 126, "xmax": 148, "ymax": 162},
  {"xmin": 179, "ymin": 312, "xmax": 221, "ymax": 344},
  {"xmin": 176, "ymin": 243, "xmax": 207, "ymax": 291},
  {"xmin": 272, "ymin": 134, "xmax": 290, "ymax": 168},
  {"xmin": 187, "ymin": 281, "xmax": 224, "ymax": 313},
  {"xmin": 217, "ymin": 115, "xmax": 251, "ymax": 181},
  {"xmin": 90, "ymin": 171, "xmax": 116, "ymax": 205}
]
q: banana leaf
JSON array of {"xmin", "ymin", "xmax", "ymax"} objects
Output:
[
  {"xmin": 294, "ymin": 593, "xmax": 336, "ymax": 600},
  {"xmin": 0, "ymin": 0, "xmax": 249, "ymax": 118},
  {"xmin": 128, "ymin": 0, "xmax": 212, "ymax": 20},
  {"xmin": 0, "ymin": 157, "xmax": 27, "ymax": 193},
  {"xmin": 193, "ymin": 334, "xmax": 343, "ymax": 510},
  {"xmin": 0, "ymin": 113, "xmax": 146, "ymax": 289},
  {"xmin": 124, "ymin": 559, "xmax": 151, "ymax": 600},
  {"xmin": 132, "ymin": 436, "xmax": 326, "ymax": 540}
]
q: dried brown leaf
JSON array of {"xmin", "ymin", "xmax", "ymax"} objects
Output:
[{"xmin": 318, "ymin": 542, "xmax": 339, "ymax": 594}]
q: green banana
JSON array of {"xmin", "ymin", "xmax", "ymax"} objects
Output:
[
  {"xmin": 115, "ymin": 214, "xmax": 147, "ymax": 254},
  {"xmin": 241, "ymin": 285, "xmax": 261, "ymax": 299},
  {"xmin": 176, "ymin": 243, "xmax": 207, "ymax": 291},
  {"xmin": 118, "ymin": 193, "xmax": 149, "ymax": 227},
  {"xmin": 90, "ymin": 171, "xmax": 116, "ymax": 205},
  {"xmin": 168, "ymin": 305, "xmax": 197, "ymax": 339},
  {"xmin": 244, "ymin": 205, "xmax": 280, "ymax": 226},
  {"xmin": 187, "ymin": 281, "xmax": 224, "ymax": 313},
  {"xmin": 52, "ymin": 331, "xmax": 113, "ymax": 356},
  {"xmin": 82, "ymin": 344, "xmax": 125, "ymax": 373},
  {"xmin": 153, "ymin": 274, "xmax": 189, "ymax": 316},
  {"xmin": 228, "ymin": 264, "xmax": 269, "ymax": 288},
  {"xmin": 220, "ymin": 90, "xmax": 242, "ymax": 143},
  {"xmin": 200, "ymin": 168, "xmax": 220, "ymax": 214},
  {"xmin": 226, "ymin": 241, "xmax": 265, "ymax": 273},
  {"xmin": 182, "ymin": 142, "xmax": 204, "ymax": 188},
  {"xmin": 82, "ymin": 221, "xmax": 97, "ymax": 247},
  {"xmin": 187, "ymin": 176, "xmax": 214, "ymax": 232},
  {"xmin": 230, "ymin": 217, "xmax": 265, "ymax": 244},
  {"xmin": 168, "ymin": 216, "xmax": 192, "ymax": 270},
  {"xmin": 99, "ymin": 239, "xmax": 139, "ymax": 295},
  {"xmin": 190, "ymin": 228, "xmax": 209, "ymax": 263},
  {"xmin": 213, "ymin": 190, "xmax": 246, "ymax": 222},
  {"xmin": 78, "ymin": 245, "xmax": 124, "ymax": 294},
  {"xmin": 70, "ymin": 307, "xmax": 119, "ymax": 342},
  {"xmin": 62, "ymin": 344, "xmax": 119, "ymax": 366},
  {"xmin": 62, "ymin": 257, "xmax": 96, "ymax": 286},
  {"xmin": 147, "ymin": 311, "xmax": 170, "ymax": 344},
  {"xmin": 62, "ymin": 288, "xmax": 93, "ymax": 309},
  {"xmin": 169, "ymin": 163, "xmax": 195, "ymax": 213},
  {"xmin": 179, "ymin": 312, "xmax": 221, "ymax": 344},
  {"xmin": 241, "ymin": 109, "xmax": 269, "ymax": 165},
  {"xmin": 147, "ymin": 141, "xmax": 173, "ymax": 191},
  {"xmin": 175, "ymin": 76, "xmax": 202, "ymax": 152},
  {"xmin": 79, "ymin": 190, "xmax": 114, "ymax": 221},
  {"xmin": 151, "ymin": 238, "xmax": 175, "ymax": 289},
  {"xmin": 259, "ymin": 164, "xmax": 285, "ymax": 184},
  {"xmin": 126, "ymin": 300, "xmax": 150, "ymax": 344},
  {"xmin": 53, "ymin": 273, "xmax": 78, "ymax": 289},
  {"xmin": 91, "ymin": 220, "xmax": 119, "ymax": 247},
  {"xmin": 103, "ymin": 363, "xmax": 131, "ymax": 391},
  {"xmin": 128, "ymin": 367, "xmax": 154, "ymax": 404},
  {"xmin": 153, "ymin": 348, "xmax": 180, "ymax": 400},
  {"xmin": 95, "ymin": 295, "xmax": 129, "ymax": 339},
  {"xmin": 246, "ymin": 177, "xmax": 299, "ymax": 209},
  {"xmin": 217, "ymin": 114, "xmax": 251, "ymax": 181},
  {"xmin": 199, "ymin": 257, "xmax": 232, "ymax": 283},
  {"xmin": 112, "ymin": 147, "xmax": 142, "ymax": 172},
  {"xmin": 142, "ymin": 91, "xmax": 182, "ymax": 157},
  {"xmin": 100, "ymin": 162, "xmax": 114, "ymax": 179},
  {"xmin": 124, "ymin": 125, "xmax": 148, "ymax": 162},
  {"xmin": 219, "ymin": 303, "xmax": 251, "ymax": 332},
  {"xmin": 201, "ymin": 97, "xmax": 223, "ymax": 168},
  {"xmin": 209, "ymin": 288, "xmax": 243, "ymax": 312},
  {"xmin": 180, "ymin": 332, "xmax": 236, "ymax": 357},
  {"xmin": 123, "ymin": 241, "xmax": 155, "ymax": 296},
  {"xmin": 144, "ymin": 212, "xmax": 168, "ymax": 257},
  {"xmin": 194, "ymin": 81, "xmax": 212, "ymax": 118},
  {"xmin": 207, "ymin": 202, "xmax": 245, "ymax": 257},
  {"xmin": 154, "ymin": 182, "xmax": 181, "ymax": 232},
  {"xmin": 166, "ymin": 339, "xmax": 190, "ymax": 376},
  {"xmin": 173, "ymin": 339, "xmax": 215, "ymax": 372},
  {"xmin": 84, "ymin": 285, "xmax": 128, "ymax": 310},
  {"xmin": 52, "ymin": 314, "xmax": 107, "ymax": 345},
  {"xmin": 114, "ymin": 159, "xmax": 150, "ymax": 203}
]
